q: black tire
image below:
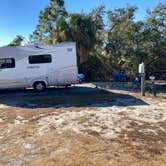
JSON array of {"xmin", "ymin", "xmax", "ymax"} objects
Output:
[{"xmin": 33, "ymin": 82, "xmax": 46, "ymax": 91}]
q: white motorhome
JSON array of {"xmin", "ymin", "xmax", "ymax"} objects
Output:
[{"xmin": 0, "ymin": 42, "xmax": 79, "ymax": 91}]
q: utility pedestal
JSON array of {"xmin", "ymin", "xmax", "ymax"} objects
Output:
[
  {"xmin": 141, "ymin": 73, "xmax": 145, "ymax": 96},
  {"xmin": 139, "ymin": 62, "xmax": 145, "ymax": 96}
]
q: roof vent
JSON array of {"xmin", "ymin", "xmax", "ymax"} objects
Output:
[{"xmin": 34, "ymin": 45, "xmax": 43, "ymax": 49}]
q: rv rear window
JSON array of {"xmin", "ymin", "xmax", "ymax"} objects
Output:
[
  {"xmin": 0, "ymin": 58, "xmax": 15, "ymax": 69},
  {"xmin": 29, "ymin": 54, "xmax": 52, "ymax": 64}
]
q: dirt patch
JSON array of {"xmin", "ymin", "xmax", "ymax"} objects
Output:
[{"xmin": 0, "ymin": 84, "xmax": 166, "ymax": 165}]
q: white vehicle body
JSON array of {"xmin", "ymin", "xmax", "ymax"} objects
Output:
[{"xmin": 0, "ymin": 42, "xmax": 78, "ymax": 90}]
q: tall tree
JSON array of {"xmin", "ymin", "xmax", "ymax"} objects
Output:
[
  {"xmin": 30, "ymin": 0, "xmax": 67, "ymax": 44},
  {"xmin": 106, "ymin": 6, "xmax": 145, "ymax": 78},
  {"xmin": 8, "ymin": 35, "xmax": 24, "ymax": 46},
  {"xmin": 30, "ymin": 1, "xmax": 100, "ymax": 65},
  {"xmin": 79, "ymin": 6, "xmax": 112, "ymax": 80},
  {"xmin": 69, "ymin": 13, "xmax": 96, "ymax": 64},
  {"xmin": 142, "ymin": 1, "xmax": 166, "ymax": 76}
]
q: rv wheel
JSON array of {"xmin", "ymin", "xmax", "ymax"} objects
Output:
[{"xmin": 33, "ymin": 82, "xmax": 46, "ymax": 91}]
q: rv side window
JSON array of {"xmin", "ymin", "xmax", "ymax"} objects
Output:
[
  {"xmin": 0, "ymin": 58, "xmax": 15, "ymax": 69},
  {"xmin": 29, "ymin": 54, "xmax": 52, "ymax": 64}
]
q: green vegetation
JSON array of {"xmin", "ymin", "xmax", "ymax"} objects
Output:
[
  {"xmin": 8, "ymin": 35, "xmax": 24, "ymax": 46},
  {"xmin": 11, "ymin": 0, "xmax": 166, "ymax": 80}
]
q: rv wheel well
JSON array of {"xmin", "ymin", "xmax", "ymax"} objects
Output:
[{"xmin": 33, "ymin": 81, "xmax": 47, "ymax": 88}]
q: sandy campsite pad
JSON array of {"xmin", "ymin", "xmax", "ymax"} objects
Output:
[{"xmin": 0, "ymin": 84, "xmax": 166, "ymax": 165}]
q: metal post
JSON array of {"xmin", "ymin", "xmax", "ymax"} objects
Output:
[
  {"xmin": 152, "ymin": 82, "xmax": 156, "ymax": 97},
  {"xmin": 141, "ymin": 73, "xmax": 145, "ymax": 96},
  {"xmin": 149, "ymin": 75, "xmax": 156, "ymax": 97}
]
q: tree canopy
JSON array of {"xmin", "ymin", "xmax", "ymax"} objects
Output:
[
  {"xmin": 8, "ymin": 35, "xmax": 24, "ymax": 46},
  {"xmin": 29, "ymin": 0, "xmax": 166, "ymax": 80}
]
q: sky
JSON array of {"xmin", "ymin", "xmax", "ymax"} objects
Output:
[{"xmin": 0, "ymin": 0, "xmax": 164, "ymax": 46}]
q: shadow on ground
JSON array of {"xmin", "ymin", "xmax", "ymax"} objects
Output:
[
  {"xmin": 94, "ymin": 81, "xmax": 166, "ymax": 93},
  {"xmin": 0, "ymin": 86, "xmax": 148, "ymax": 108}
]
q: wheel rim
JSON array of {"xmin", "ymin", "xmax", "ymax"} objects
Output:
[{"xmin": 36, "ymin": 83, "xmax": 44, "ymax": 91}]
